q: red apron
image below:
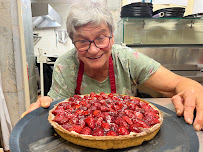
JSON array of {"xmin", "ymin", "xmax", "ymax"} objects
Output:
[{"xmin": 75, "ymin": 56, "xmax": 116, "ymax": 95}]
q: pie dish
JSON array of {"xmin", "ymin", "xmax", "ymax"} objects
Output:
[{"xmin": 48, "ymin": 92, "xmax": 163, "ymax": 150}]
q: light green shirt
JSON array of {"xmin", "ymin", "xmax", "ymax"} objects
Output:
[{"xmin": 48, "ymin": 44, "xmax": 160, "ymax": 100}]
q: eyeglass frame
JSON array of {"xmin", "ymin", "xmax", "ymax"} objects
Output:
[{"xmin": 73, "ymin": 35, "xmax": 112, "ymax": 52}]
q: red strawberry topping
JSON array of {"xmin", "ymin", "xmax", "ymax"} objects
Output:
[{"xmin": 52, "ymin": 92, "xmax": 160, "ymax": 136}]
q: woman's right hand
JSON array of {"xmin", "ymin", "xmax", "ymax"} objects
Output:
[{"xmin": 21, "ymin": 96, "xmax": 53, "ymax": 118}]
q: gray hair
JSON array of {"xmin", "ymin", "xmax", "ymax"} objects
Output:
[{"xmin": 66, "ymin": 0, "xmax": 115, "ymax": 40}]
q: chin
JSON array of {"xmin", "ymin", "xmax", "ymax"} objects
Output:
[{"xmin": 89, "ymin": 63, "xmax": 104, "ymax": 70}]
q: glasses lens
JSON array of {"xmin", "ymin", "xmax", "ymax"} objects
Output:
[
  {"xmin": 95, "ymin": 36, "xmax": 110, "ymax": 48},
  {"xmin": 74, "ymin": 36, "xmax": 111, "ymax": 52},
  {"xmin": 75, "ymin": 40, "xmax": 90, "ymax": 51}
]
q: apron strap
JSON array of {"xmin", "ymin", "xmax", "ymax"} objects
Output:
[
  {"xmin": 75, "ymin": 55, "xmax": 116, "ymax": 94},
  {"xmin": 109, "ymin": 55, "xmax": 116, "ymax": 93},
  {"xmin": 75, "ymin": 61, "xmax": 84, "ymax": 95}
]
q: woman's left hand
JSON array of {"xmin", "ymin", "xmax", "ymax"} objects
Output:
[
  {"xmin": 172, "ymin": 90, "xmax": 203, "ymax": 131},
  {"xmin": 144, "ymin": 66, "xmax": 203, "ymax": 131}
]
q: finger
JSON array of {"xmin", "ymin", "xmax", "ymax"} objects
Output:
[
  {"xmin": 171, "ymin": 94, "xmax": 184, "ymax": 116},
  {"xmin": 193, "ymin": 106, "xmax": 203, "ymax": 131},
  {"xmin": 21, "ymin": 111, "xmax": 28, "ymax": 118},
  {"xmin": 20, "ymin": 102, "xmax": 41, "ymax": 118},
  {"xmin": 182, "ymin": 92, "xmax": 196, "ymax": 125},
  {"xmin": 39, "ymin": 96, "xmax": 52, "ymax": 108},
  {"xmin": 193, "ymin": 93, "xmax": 203, "ymax": 131}
]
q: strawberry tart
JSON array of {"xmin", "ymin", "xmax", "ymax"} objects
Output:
[{"xmin": 48, "ymin": 92, "xmax": 163, "ymax": 150}]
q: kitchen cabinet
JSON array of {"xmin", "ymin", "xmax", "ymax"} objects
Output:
[{"xmin": 117, "ymin": 17, "xmax": 203, "ymax": 46}]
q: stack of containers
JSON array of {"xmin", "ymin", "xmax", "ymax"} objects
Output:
[{"xmin": 121, "ymin": 2, "xmax": 153, "ymax": 18}]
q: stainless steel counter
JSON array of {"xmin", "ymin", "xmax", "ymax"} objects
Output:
[{"xmin": 144, "ymin": 98, "xmax": 202, "ymax": 152}]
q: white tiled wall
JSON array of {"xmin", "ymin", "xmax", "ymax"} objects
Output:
[{"xmin": 34, "ymin": 28, "xmax": 74, "ymax": 56}]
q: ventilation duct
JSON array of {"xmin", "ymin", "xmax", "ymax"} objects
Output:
[{"xmin": 31, "ymin": 3, "xmax": 62, "ymax": 28}]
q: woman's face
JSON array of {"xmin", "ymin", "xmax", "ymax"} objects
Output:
[{"xmin": 73, "ymin": 23, "xmax": 114, "ymax": 70}]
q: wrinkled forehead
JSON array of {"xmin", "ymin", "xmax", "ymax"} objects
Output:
[{"xmin": 73, "ymin": 22, "xmax": 111, "ymax": 39}]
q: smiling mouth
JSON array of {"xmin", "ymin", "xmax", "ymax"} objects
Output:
[{"xmin": 87, "ymin": 53, "xmax": 104, "ymax": 60}]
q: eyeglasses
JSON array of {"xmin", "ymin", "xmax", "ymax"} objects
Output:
[{"xmin": 73, "ymin": 36, "xmax": 112, "ymax": 52}]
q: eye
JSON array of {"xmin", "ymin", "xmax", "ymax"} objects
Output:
[
  {"xmin": 78, "ymin": 39, "xmax": 89, "ymax": 44},
  {"xmin": 96, "ymin": 36, "xmax": 105, "ymax": 41},
  {"xmin": 96, "ymin": 36, "xmax": 106, "ymax": 41}
]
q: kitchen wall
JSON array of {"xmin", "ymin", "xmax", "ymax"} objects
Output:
[{"xmin": 33, "ymin": 0, "xmax": 122, "ymax": 56}]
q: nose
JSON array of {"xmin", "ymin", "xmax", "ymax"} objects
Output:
[{"xmin": 88, "ymin": 42, "xmax": 100, "ymax": 54}]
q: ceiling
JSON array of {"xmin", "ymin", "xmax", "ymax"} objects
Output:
[{"xmin": 31, "ymin": 0, "xmax": 79, "ymax": 4}]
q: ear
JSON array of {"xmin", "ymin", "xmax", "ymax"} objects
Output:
[{"xmin": 111, "ymin": 33, "xmax": 114, "ymax": 44}]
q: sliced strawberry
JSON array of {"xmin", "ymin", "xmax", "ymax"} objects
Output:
[
  {"xmin": 129, "ymin": 124, "xmax": 142, "ymax": 133},
  {"xmin": 133, "ymin": 118, "xmax": 149, "ymax": 128},
  {"xmin": 61, "ymin": 123, "xmax": 72, "ymax": 130},
  {"xmin": 92, "ymin": 102, "xmax": 101, "ymax": 108},
  {"xmin": 99, "ymin": 100, "xmax": 107, "ymax": 105},
  {"xmin": 52, "ymin": 108, "xmax": 65, "ymax": 115},
  {"xmin": 75, "ymin": 109, "xmax": 84, "ymax": 115},
  {"xmin": 114, "ymin": 105, "xmax": 121, "ymax": 111},
  {"xmin": 130, "ymin": 98, "xmax": 140, "ymax": 105},
  {"xmin": 68, "ymin": 125, "xmax": 82, "ymax": 133},
  {"xmin": 138, "ymin": 102, "xmax": 148, "ymax": 108},
  {"xmin": 124, "ymin": 109, "xmax": 134, "ymax": 118},
  {"xmin": 101, "ymin": 123, "xmax": 110, "ymax": 131},
  {"xmin": 123, "ymin": 95, "xmax": 131, "ymax": 100},
  {"xmin": 92, "ymin": 128, "xmax": 104, "ymax": 136},
  {"xmin": 53, "ymin": 114, "xmax": 69, "ymax": 125},
  {"xmin": 67, "ymin": 114, "xmax": 78, "ymax": 125},
  {"xmin": 108, "ymin": 93, "xmax": 114, "ymax": 98},
  {"xmin": 144, "ymin": 115, "xmax": 160, "ymax": 126},
  {"xmin": 106, "ymin": 130, "xmax": 118, "ymax": 136},
  {"xmin": 78, "ymin": 119, "xmax": 86, "ymax": 128},
  {"xmin": 95, "ymin": 117, "xmax": 103, "ymax": 127},
  {"xmin": 128, "ymin": 103, "xmax": 136, "ymax": 110},
  {"xmin": 85, "ymin": 116, "xmax": 95, "ymax": 129},
  {"xmin": 100, "ymin": 105, "xmax": 109, "ymax": 112},
  {"xmin": 115, "ymin": 117, "xmax": 129, "ymax": 128},
  {"xmin": 93, "ymin": 110, "xmax": 101, "ymax": 117},
  {"xmin": 110, "ymin": 123, "xmax": 119, "ymax": 132},
  {"xmin": 105, "ymin": 115, "xmax": 114, "ymax": 123},
  {"xmin": 90, "ymin": 92, "xmax": 96, "ymax": 97},
  {"xmin": 122, "ymin": 116, "xmax": 133, "ymax": 125},
  {"xmin": 134, "ymin": 111, "xmax": 144, "ymax": 119},
  {"xmin": 117, "ymin": 126, "xmax": 129, "ymax": 135},
  {"xmin": 80, "ymin": 127, "xmax": 92, "ymax": 135}
]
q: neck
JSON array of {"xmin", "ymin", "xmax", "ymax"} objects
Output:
[{"xmin": 84, "ymin": 62, "xmax": 109, "ymax": 82}]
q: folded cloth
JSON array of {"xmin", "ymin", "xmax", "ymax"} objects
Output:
[{"xmin": 0, "ymin": 71, "xmax": 12, "ymax": 150}]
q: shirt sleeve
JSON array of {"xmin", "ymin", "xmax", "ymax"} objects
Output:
[
  {"xmin": 47, "ymin": 58, "xmax": 76, "ymax": 100},
  {"xmin": 124, "ymin": 47, "xmax": 161, "ymax": 84}
]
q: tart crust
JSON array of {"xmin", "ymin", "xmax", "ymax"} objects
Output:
[{"xmin": 48, "ymin": 95, "xmax": 163, "ymax": 150}]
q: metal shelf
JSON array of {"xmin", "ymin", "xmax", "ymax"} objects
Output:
[{"xmin": 117, "ymin": 17, "xmax": 203, "ymax": 46}]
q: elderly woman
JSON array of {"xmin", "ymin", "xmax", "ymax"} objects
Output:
[{"xmin": 22, "ymin": 0, "xmax": 203, "ymax": 131}]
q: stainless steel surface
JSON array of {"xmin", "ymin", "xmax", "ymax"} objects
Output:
[
  {"xmin": 144, "ymin": 98, "xmax": 202, "ymax": 152},
  {"xmin": 31, "ymin": 3, "xmax": 62, "ymax": 28},
  {"xmin": 134, "ymin": 47, "xmax": 203, "ymax": 83}
]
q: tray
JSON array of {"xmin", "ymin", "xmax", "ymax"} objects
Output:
[{"xmin": 9, "ymin": 100, "xmax": 199, "ymax": 152}]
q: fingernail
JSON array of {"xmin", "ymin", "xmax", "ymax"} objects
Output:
[
  {"xmin": 177, "ymin": 110, "xmax": 181, "ymax": 115},
  {"xmin": 41, "ymin": 103, "xmax": 45, "ymax": 107},
  {"xmin": 195, "ymin": 124, "xmax": 201, "ymax": 131},
  {"xmin": 41, "ymin": 102, "xmax": 49, "ymax": 108},
  {"xmin": 187, "ymin": 118, "xmax": 192, "ymax": 124}
]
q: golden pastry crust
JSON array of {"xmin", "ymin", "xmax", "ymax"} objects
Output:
[{"xmin": 48, "ymin": 94, "xmax": 163, "ymax": 150}]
